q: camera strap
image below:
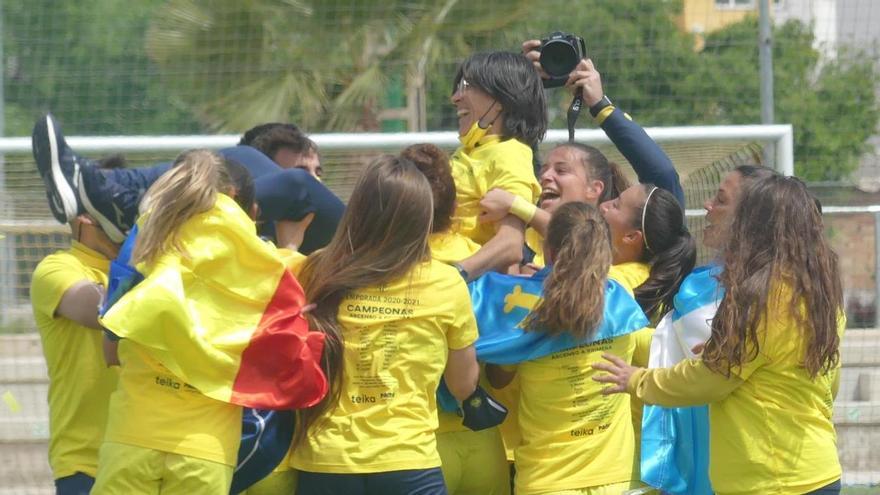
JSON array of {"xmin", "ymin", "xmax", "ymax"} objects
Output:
[{"xmin": 567, "ymin": 93, "xmax": 583, "ymax": 142}]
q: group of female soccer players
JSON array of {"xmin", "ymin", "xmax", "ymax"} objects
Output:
[{"xmin": 36, "ymin": 41, "xmax": 844, "ymax": 495}]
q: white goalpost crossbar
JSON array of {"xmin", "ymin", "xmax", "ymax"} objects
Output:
[{"xmin": 0, "ymin": 124, "xmax": 795, "ymax": 175}]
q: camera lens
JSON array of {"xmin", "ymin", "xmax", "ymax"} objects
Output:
[{"xmin": 540, "ymin": 40, "xmax": 578, "ymax": 78}]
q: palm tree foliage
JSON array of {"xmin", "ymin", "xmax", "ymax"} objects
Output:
[{"xmin": 145, "ymin": 0, "xmax": 532, "ymax": 132}]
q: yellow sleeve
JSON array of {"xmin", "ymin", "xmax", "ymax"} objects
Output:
[
  {"xmin": 30, "ymin": 254, "xmax": 85, "ymax": 318},
  {"xmin": 446, "ymin": 278, "xmax": 479, "ymax": 350},
  {"xmin": 631, "ymin": 328, "xmax": 654, "ymax": 368},
  {"xmin": 627, "ymin": 358, "xmax": 744, "ymax": 407},
  {"xmin": 488, "ymin": 145, "xmax": 541, "ymax": 204}
]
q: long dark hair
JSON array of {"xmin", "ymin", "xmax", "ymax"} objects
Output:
[
  {"xmin": 524, "ymin": 202, "xmax": 611, "ymax": 339},
  {"xmin": 703, "ymin": 175, "xmax": 842, "ymax": 378},
  {"xmin": 453, "ymin": 51, "xmax": 548, "ymax": 148},
  {"xmin": 294, "ymin": 155, "xmax": 433, "ymax": 445},
  {"xmin": 634, "ymin": 184, "xmax": 696, "ymax": 322},
  {"xmin": 555, "ymin": 143, "xmax": 629, "ymax": 203}
]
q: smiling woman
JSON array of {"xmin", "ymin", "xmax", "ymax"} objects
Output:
[{"xmin": 444, "ymin": 51, "xmax": 548, "ymax": 282}]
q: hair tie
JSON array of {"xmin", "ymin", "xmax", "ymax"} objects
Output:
[{"xmin": 641, "ymin": 186, "xmax": 659, "ymax": 253}]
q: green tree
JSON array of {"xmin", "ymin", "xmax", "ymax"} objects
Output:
[
  {"xmin": 144, "ymin": 0, "xmax": 532, "ymax": 133},
  {"xmin": 680, "ymin": 18, "xmax": 879, "ymax": 181},
  {"xmin": 422, "ymin": 0, "xmax": 700, "ymax": 130},
  {"xmin": 2, "ymin": 0, "xmax": 201, "ymax": 134}
]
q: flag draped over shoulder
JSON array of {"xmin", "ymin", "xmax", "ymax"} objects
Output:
[
  {"xmin": 469, "ymin": 268, "xmax": 649, "ymax": 365},
  {"xmin": 641, "ymin": 264, "xmax": 722, "ymax": 495},
  {"xmin": 100, "ymin": 194, "xmax": 327, "ymax": 410},
  {"xmin": 437, "ymin": 267, "xmax": 649, "ymax": 414}
]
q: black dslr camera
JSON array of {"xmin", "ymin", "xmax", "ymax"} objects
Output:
[{"xmin": 536, "ymin": 32, "xmax": 586, "ymax": 88}]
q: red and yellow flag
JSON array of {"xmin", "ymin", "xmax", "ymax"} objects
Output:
[{"xmin": 100, "ymin": 194, "xmax": 327, "ymax": 410}]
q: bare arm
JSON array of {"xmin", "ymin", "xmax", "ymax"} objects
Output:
[
  {"xmin": 102, "ymin": 334, "xmax": 120, "ymax": 367},
  {"xmin": 444, "ymin": 345, "xmax": 479, "ymax": 402},
  {"xmin": 486, "ymin": 363, "xmax": 517, "ymax": 390},
  {"xmin": 525, "ymin": 209, "xmax": 551, "ymax": 238},
  {"xmin": 275, "ymin": 213, "xmax": 315, "ymax": 252},
  {"xmin": 458, "ymin": 216, "xmax": 525, "ymax": 281},
  {"xmin": 55, "ymin": 281, "xmax": 104, "ymax": 330},
  {"xmin": 479, "ymin": 188, "xmax": 552, "ymax": 238}
]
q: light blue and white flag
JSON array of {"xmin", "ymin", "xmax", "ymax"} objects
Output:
[{"xmin": 641, "ymin": 264, "xmax": 722, "ymax": 495}]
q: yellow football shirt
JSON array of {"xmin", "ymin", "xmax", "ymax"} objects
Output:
[
  {"xmin": 290, "ymin": 259, "xmax": 478, "ymax": 473},
  {"xmin": 515, "ymin": 335, "xmax": 638, "ymax": 494},
  {"xmin": 428, "ymin": 230, "xmax": 481, "ymax": 266},
  {"xmin": 450, "ymin": 136, "xmax": 541, "ymax": 246},
  {"xmin": 608, "ymin": 262, "xmax": 650, "ymax": 294},
  {"xmin": 709, "ymin": 298, "xmax": 842, "ymax": 494},
  {"xmin": 102, "ymin": 340, "xmax": 243, "ymax": 466},
  {"xmin": 30, "ymin": 242, "xmax": 119, "ymax": 479},
  {"xmin": 630, "ymin": 289, "xmax": 844, "ymax": 495}
]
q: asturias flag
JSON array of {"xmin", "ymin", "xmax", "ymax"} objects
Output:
[
  {"xmin": 100, "ymin": 194, "xmax": 327, "ymax": 410},
  {"xmin": 437, "ymin": 267, "xmax": 649, "ymax": 414},
  {"xmin": 469, "ymin": 267, "xmax": 649, "ymax": 365}
]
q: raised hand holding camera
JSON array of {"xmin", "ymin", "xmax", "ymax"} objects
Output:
[
  {"xmin": 566, "ymin": 58, "xmax": 605, "ymax": 108},
  {"xmin": 521, "ymin": 39, "xmax": 548, "ymax": 80},
  {"xmin": 532, "ymin": 32, "xmax": 586, "ymax": 89},
  {"xmin": 524, "ymin": 32, "xmax": 595, "ymax": 141}
]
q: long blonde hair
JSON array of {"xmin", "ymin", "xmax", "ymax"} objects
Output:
[
  {"xmin": 524, "ymin": 202, "xmax": 611, "ymax": 339},
  {"xmin": 294, "ymin": 154, "xmax": 434, "ymax": 446},
  {"xmin": 133, "ymin": 149, "xmax": 234, "ymax": 265}
]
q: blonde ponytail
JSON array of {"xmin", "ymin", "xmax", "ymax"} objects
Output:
[
  {"xmin": 133, "ymin": 149, "xmax": 234, "ymax": 265},
  {"xmin": 524, "ymin": 202, "xmax": 611, "ymax": 339}
]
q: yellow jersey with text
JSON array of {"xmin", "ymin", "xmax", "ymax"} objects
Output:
[
  {"xmin": 291, "ymin": 259, "xmax": 478, "ymax": 473},
  {"xmin": 515, "ymin": 334, "xmax": 638, "ymax": 493},
  {"xmin": 30, "ymin": 242, "xmax": 119, "ymax": 479},
  {"xmin": 103, "ymin": 340, "xmax": 243, "ymax": 465},
  {"xmin": 450, "ymin": 136, "xmax": 540, "ymax": 246}
]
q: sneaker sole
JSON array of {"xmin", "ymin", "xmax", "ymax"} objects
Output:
[{"xmin": 44, "ymin": 115, "xmax": 80, "ymax": 223}]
